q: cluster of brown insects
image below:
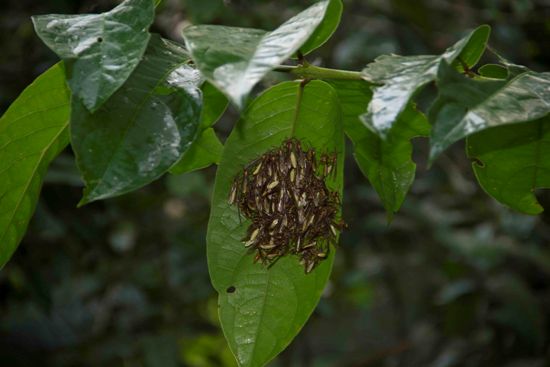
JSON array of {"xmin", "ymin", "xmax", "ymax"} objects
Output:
[{"xmin": 228, "ymin": 138, "xmax": 344, "ymax": 273}]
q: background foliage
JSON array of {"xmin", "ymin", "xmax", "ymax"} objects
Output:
[{"xmin": 1, "ymin": 0, "xmax": 549, "ymax": 366}]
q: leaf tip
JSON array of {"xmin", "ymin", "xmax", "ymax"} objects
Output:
[
  {"xmin": 427, "ymin": 147, "xmax": 440, "ymax": 168},
  {"xmin": 78, "ymin": 187, "xmax": 100, "ymax": 207},
  {"xmin": 475, "ymin": 24, "xmax": 492, "ymax": 36},
  {"xmin": 76, "ymin": 197, "xmax": 91, "ymax": 208}
]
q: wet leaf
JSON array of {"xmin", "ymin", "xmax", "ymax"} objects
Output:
[
  {"xmin": 207, "ymin": 81, "xmax": 343, "ymax": 367},
  {"xmin": 0, "ymin": 64, "xmax": 70, "ymax": 268},
  {"xmin": 430, "ymin": 61, "xmax": 550, "ymax": 162},
  {"xmin": 72, "ymin": 36, "xmax": 202, "ymax": 205},
  {"xmin": 182, "ymin": 1, "xmax": 331, "ymax": 108},
  {"xmin": 361, "ymin": 25, "xmax": 490, "ymax": 139},
  {"xmin": 329, "ymin": 80, "xmax": 429, "ymax": 217},
  {"xmin": 467, "ymin": 115, "xmax": 550, "ymax": 215},
  {"xmin": 32, "ymin": 0, "xmax": 154, "ymax": 112}
]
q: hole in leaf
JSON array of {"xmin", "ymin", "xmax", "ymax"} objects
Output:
[
  {"xmin": 97, "ymin": 37, "xmax": 103, "ymax": 43},
  {"xmin": 471, "ymin": 157, "xmax": 485, "ymax": 168}
]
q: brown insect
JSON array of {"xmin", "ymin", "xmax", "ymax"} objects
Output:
[{"xmin": 228, "ymin": 138, "xmax": 345, "ymax": 272}]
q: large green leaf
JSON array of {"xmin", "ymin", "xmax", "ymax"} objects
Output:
[
  {"xmin": 329, "ymin": 80, "xmax": 429, "ymax": 217},
  {"xmin": 0, "ymin": 64, "xmax": 70, "ymax": 268},
  {"xmin": 32, "ymin": 0, "xmax": 154, "ymax": 112},
  {"xmin": 72, "ymin": 36, "xmax": 202, "ymax": 205},
  {"xmin": 429, "ymin": 61, "xmax": 550, "ymax": 162},
  {"xmin": 207, "ymin": 80, "xmax": 343, "ymax": 367},
  {"xmin": 182, "ymin": 1, "xmax": 331, "ymax": 108},
  {"xmin": 299, "ymin": 0, "xmax": 342, "ymax": 55},
  {"xmin": 467, "ymin": 115, "xmax": 550, "ymax": 215},
  {"xmin": 361, "ymin": 25, "xmax": 490, "ymax": 139}
]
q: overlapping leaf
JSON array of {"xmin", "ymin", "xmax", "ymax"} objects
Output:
[
  {"xmin": 299, "ymin": 0, "xmax": 342, "ymax": 56},
  {"xmin": 0, "ymin": 64, "xmax": 70, "ymax": 268},
  {"xmin": 478, "ymin": 64, "xmax": 508, "ymax": 79},
  {"xmin": 32, "ymin": 0, "xmax": 154, "ymax": 112},
  {"xmin": 329, "ymin": 80, "xmax": 429, "ymax": 217},
  {"xmin": 207, "ymin": 81, "xmax": 343, "ymax": 367},
  {"xmin": 429, "ymin": 61, "xmax": 550, "ymax": 161},
  {"xmin": 361, "ymin": 25, "xmax": 490, "ymax": 139},
  {"xmin": 182, "ymin": 0, "xmax": 331, "ymax": 108},
  {"xmin": 467, "ymin": 115, "xmax": 550, "ymax": 215},
  {"xmin": 72, "ymin": 36, "xmax": 202, "ymax": 205}
]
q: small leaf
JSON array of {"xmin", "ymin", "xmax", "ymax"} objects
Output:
[
  {"xmin": 478, "ymin": 64, "xmax": 508, "ymax": 79},
  {"xmin": 299, "ymin": 0, "xmax": 343, "ymax": 55},
  {"xmin": 452, "ymin": 25, "xmax": 491, "ymax": 71},
  {"xmin": 429, "ymin": 61, "xmax": 550, "ymax": 162},
  {"xmin": 356, "ymin": 106, "xmax": 429, "ymax": 217},
  {"xmin": 207, "ymin": 81, "xmax": 343, "ymax": 367},
  {"xmin": 72, "ymin": 36, "xmax": 202, "ymax": 205},
  {"xmin": 329, "ymin": 80, "xmax": 429, "ymax": 217},
  {"xmin": 170, "ymin": 82, "xmax": 228, "ymax": 174},
  {"xmin": 0, "ymin": 64, "xmax": 70, "ymax": 268},
  {"xmin": 200, "ymin": 82, "xmax": 228, "ymax": 129},
  {"xmin": 182, "ymin": 0, "xmax": 331, "ymax": 108},
  {"xmin": 467, "ymin": 115, "xmax": 550, "ymax": 215},
  {"xmin": 170, "ymin": 128, "xmax": 223, "ymax": 174},
  {"xmin": 361, "ymin": 25, "xmax": 490, "ymax": 139},
  {"xmin": 32, "ymin": 0, "xmax": 154, "ymax": 112}
]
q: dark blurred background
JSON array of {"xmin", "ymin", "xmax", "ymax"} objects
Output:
[{"xmin": 1, "ymin": 0, "xmax": 550, "ymax": 366}]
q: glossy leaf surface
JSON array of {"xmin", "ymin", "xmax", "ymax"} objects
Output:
[
  {"xmin": 299, "ymin": 0, "xmax": 342, "ymax": 55},
  {"xmin": 207, "ymin": 81, "xmax": 343, "ymax": 367},
  {"xmin": 467, "ymin": 115, "xmax": 550, "ymax": 215},
  {"xmin": 0, "ymin": 64, "xmax": 70, "ymax": 268},
  {"xmin": 32, "ymin": 0, "xmax": 154, "ymax": 112},
  {"xmin": 182, "ymin": 1, "xmax": 330, "ymax": 108},
  {"xmin": 329, "ymin": 80, "xmax": 429, "ymax": 216},
  {"xmin": 72, "ymin": 36, "xmax": 202, "ymax": 205},
  {"xmin": 430, "ymin": 61, "xmax": 550, "ymax": 161},
  {"xmin": 361, "ymin": 25, "xmax": 490, "ymax": 139}
]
